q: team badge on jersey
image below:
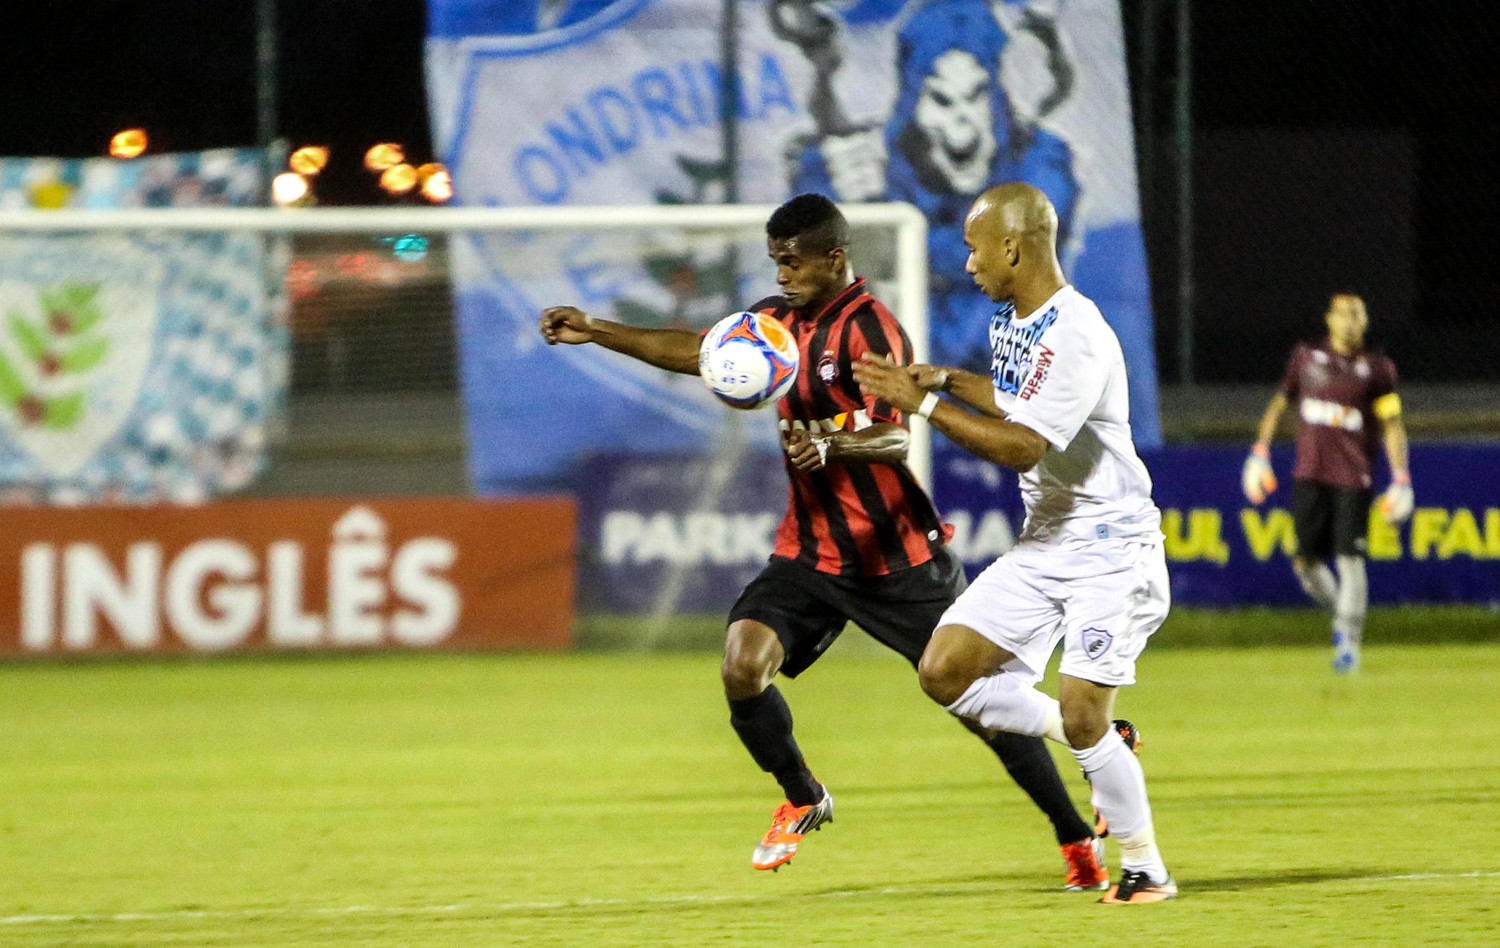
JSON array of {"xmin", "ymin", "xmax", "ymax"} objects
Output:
[
  {"xmin": 817, "ymin": 351, "xmax": 839, "ymax": 384},
  {"xmin": 1081, "ymin": 627, "xmax": 1113, "ymax": 660}
]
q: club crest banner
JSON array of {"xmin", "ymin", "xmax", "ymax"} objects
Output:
[
  {"xmin": 427, "ymin": 0, "xmax": 1160, "ymax": 499},
  {"xmin": 0, "ymin": 148, "xmax": 288, "ymax": 505}
]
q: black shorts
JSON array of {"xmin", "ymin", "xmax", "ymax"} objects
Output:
[
  {"xmin": 726, "ymin": 549, "xmax": 967, "ymax": 678},
  {"xmin": 1292, "ymin": 480, "xmax": 1372, "ymax": 559}
]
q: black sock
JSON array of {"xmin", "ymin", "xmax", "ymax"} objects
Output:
[
  {"xmin": 985, "ymin": 730, "xmax": 1093, "ymax": 844},
  {"xmin": 728, "ymin": 685, "xmax": 821, "ymax": 806}
]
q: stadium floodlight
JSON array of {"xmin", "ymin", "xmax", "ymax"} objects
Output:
[
  {"xmin": 379, "ymin": 164, "xmax": 418, "ymax": 195},
  {"xmin": 271, "ymin": 173, "xmax": 310, "ymax": 206},
  {"xmin": 363, "ymin": 143, "xmax": 404, "ymax": 172},
  {"xmin": 420, "ymin": 169, "xmax": 453, "ymax": 203},
  {"xmin": 109, "ymin": 129, "xmax": 147, "ymax": 159},
  {"xmin": 288, "ymin": 146, "xmax": 329, "ymax": 175},
  {"xmin": 417, "ymin": 164, "xmax": 452, "ymax": 204}
]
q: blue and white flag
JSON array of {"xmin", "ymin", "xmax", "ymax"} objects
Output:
[
  {"xmin": 0, "ymin": 148, "xmax": 288, "ymax": 505},
  {"xmin": 428, "ymin": 0, "xmax": 1159, "ymax": 500}
]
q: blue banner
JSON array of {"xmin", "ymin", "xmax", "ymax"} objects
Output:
[
  {"xmin": 574, "ymin": 452, "xmax": 785, "ymax": 614},
  {"xmin": 426, "ymin": 0, "xmax": 1160, "ymax": 496},
  {"xmin": 1140, "ymin": 444, "xmax": 1500, "ymax": 606},
  {"xmin": 940, "ymin": 443, "xmax": 1500, "ymax": 606},
  {"xmin": 578, "ymin": 445, "xmax": 1500, "ymax": 611},
  {"xmin": 0, "ymin": 149, "xmax": 287, "ymax": 505}
]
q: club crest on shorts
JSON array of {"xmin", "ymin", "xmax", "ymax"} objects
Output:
[{"xmin": 1081, "ymin": 627, "xmax": 1113, "ymax": 660}]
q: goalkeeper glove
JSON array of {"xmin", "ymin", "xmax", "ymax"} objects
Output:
[
  {"xmin": 1378, "ymin": 472, "xmax": 1414, "ymax": 523},
  {"xmin": 1241, "ymin": 444, "xmax": 1278, "ymax": 505}
]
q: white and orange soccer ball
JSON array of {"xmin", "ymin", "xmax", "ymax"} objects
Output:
[{"xmin": 698, "ymin": 311, "xmax": 799, "ymax": 410}]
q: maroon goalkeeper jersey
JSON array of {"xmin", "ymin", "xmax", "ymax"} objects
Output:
[
  {"xmin": 1278, "ymin": 339, "xmax": 1399, "ymax": 490},
  {"xmin": 750, "ymin": 278, "xmax": 946, "ymax": 577}
]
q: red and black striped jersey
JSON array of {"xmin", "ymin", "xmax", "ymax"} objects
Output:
[{"xmin": 750, "ymin": 278, "xmax": 946, "ymax": 577}]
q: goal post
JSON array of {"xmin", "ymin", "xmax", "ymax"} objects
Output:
[
  {"xmin": 0, "ymin": 203, "xmax": 933, "ymax": 487},
  {"xmin": 0, "ymin": 202, "xmax": 933, "ymax": 647}
]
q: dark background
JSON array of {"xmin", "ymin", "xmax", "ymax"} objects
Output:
[
  {"xmin": 1127, "ymin": 1, "xmax": 1500, "ymax": 381},
  {"xmin": 1, "ymin": 1, "xmax": 1495, "ymax": 382},
  {"xmin": 0, "ymin": 1, "xmax": 433, "ymax": 205}
]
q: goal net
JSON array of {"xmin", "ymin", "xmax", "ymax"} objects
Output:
[{"xmin": 0, "ymin": 203, "xmax": 930, "ymax": 650}]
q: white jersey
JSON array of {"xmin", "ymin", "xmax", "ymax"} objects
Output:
[{"xmin": 989, "ymin": 285, "xmax": 1161, "ymax": 546}]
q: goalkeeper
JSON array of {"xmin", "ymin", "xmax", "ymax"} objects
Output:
[{"xmin": 1241, "ymin": 293, "xmax": 1412, "ymax": 673}]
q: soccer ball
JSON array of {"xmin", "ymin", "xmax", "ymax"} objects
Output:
[{"xmin": 698, "ymin": 311, "xmax": 799, "ymax": 410}]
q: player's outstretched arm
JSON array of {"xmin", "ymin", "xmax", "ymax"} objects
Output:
[
  {"xmin": 538, "ymin": 305, "xmax": 701, "ymax": 375},
  {"xmin": 853, "ymin": 354, "xmax": 1047, "ymax": 473}
]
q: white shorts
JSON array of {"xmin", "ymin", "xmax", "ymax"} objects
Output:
[{"xmin": 937, "ymin": 536, "xmax": 1170, "ymax": 686}]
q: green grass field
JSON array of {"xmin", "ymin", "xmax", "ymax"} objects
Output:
[
  {"xmin": 3, "ymin": 637, "xmax": 1499, "ymax": 945},
  {"xmin": 578, "ymin": 604, "xmax": 1500, "ymax": 651}
]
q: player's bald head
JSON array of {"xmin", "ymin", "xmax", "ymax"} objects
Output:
[
  {"xmin": 961, "ymin": 183, "xmax": 1065, "ymax": 304},
  {"xmin": 966, "ymin": 182, "xmax": 1058, "ymax": 246}
]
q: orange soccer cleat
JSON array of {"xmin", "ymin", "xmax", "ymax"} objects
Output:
[
  {"xmin": 751, "ymin": 787, "xmax": 834, "ymax": 871},
  {"xmin": 1061, "ymin": 836, "xmax": 1110, "ymax": 891}
]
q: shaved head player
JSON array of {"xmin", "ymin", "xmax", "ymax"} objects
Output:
[{"xmin": 856, "ymin": 182, "xmax": 1177, "ymax": 904}]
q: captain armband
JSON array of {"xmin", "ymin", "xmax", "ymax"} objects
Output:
[{"xmin": 1372, "ymin": 392, "xmax": 1402, "ymax": 421}]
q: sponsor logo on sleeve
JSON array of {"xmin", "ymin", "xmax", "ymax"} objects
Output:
[{"xmin": 1018, "ymin": 344, "xmax": 1055, "ymax": 401}]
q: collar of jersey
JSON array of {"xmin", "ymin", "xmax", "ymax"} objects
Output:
[
  {"xmin": 1010, "ymin": 284, "xmax": 1073, "ymax": 324},
  {"xmin": 801, "ymin": 277, "xmax": 866, "ymax": 320},
  {"xmin": 1320, "ymin": 338, "xmax": 1366, "ymax": 358}
]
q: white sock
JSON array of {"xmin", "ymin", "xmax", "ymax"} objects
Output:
[
  {"xmin": 945, "ymin": 674, "xmax": 1068, "ymax": 745},
  {"xmin": 1073, "ymin": 728, "xmax": 1169, "ymax": 882},
  {"xmin": 1293, "ymin": 560, "xmax": 1338, "ymax": 607},
  {"xmin": 1333, "ymin": 555, "xmax": 1367, "ymax": 649}
]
